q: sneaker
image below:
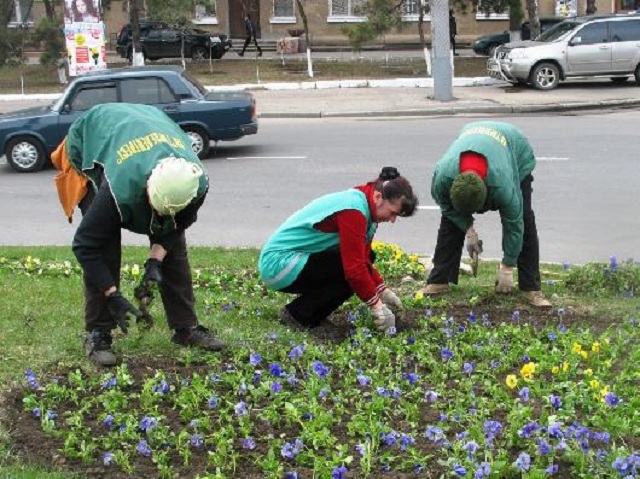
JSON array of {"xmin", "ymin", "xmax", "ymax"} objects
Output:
[
  {"xmin": 237, "ymin": 51, "xmax": 244, "ymax": 57},
  {"xmin": 84, "ymin": 330, "xmax": 117, "ymax": 367},
  {"xmin": 258, "ymin": 50, "xmax": 263, "ymax": 57},
  {"xmin": 279, "ymin": 307, "xmax": 305, "ymax": 330},
  {"xmin": 172, "ymin": 325, "xmax": 226, "ymax": 351},
  {"xmin": 523, "ymin": 291, "xmax": 552, "ymax": 308},
  {"xmin": 417, "ymin": 283, "xmax": 450, "ymax": 296}
]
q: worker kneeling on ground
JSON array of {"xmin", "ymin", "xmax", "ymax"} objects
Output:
[
  {"xmin": 259, "ymin": 167, "xmax": 418, "ymax": 334},
  {"xmin": 52, "ymin": 103, "xmax": 226, "ymax": 367},
  {"xmin": 420, "ymin": 120, "xmax": 551, "ymax": 309}
]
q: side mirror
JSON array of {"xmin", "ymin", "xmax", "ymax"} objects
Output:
[
  {"xmin": 569, "ymin": 36, "xmax": 582, "ymax": 46},
  {"xmin": 62, "ymin": 103, "xmax": 71, "ymax": 113}
]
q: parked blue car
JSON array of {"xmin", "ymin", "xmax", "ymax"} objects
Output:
[{"xmin": 0, "ymin": 66, "xmax": 258, "ymax": 172}]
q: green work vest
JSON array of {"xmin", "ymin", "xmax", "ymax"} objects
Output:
[
  {"xmin": 259, "ymin": 189, "xmax": 377, "ymax": 290},
  {"xmin": 431, "ymin": 121, "xmax": 536, "ymax": 266},
  {"xmin": 66, "ymin": 103, "xmax": 208, "ymax": 236}
]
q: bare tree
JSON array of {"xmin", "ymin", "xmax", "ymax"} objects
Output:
[
  {"xmin": 525, "ymin": 0, "xmax": 540, "ymax": 39},
  {"xmin": 295, "ymin": 0, "xmax": 313, "ymax": 77}
]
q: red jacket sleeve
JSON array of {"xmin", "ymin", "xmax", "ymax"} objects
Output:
[{"xmin": 335, "ymin": 210, "xmax": 385, "ymax": 305}]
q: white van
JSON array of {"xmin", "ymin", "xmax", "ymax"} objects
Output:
[{"xmin": 487, "ymin": 14, "xmax": 640, "ymax": 90}]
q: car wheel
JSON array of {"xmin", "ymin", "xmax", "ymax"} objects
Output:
[
  {"xmin": 529, "ymin": 62, "xmax": 560, "ymax": 90},
  {"xmin": 487, "ymin": 43, "xmax": 500, "ymax": 57},
  {"xmin": 183, "ymin": 126, "xmax": 210, "ymax": 159},
  {"xmin": 191, "ymin": 46, "xmax": 209, "ymax": 61},
  {"xmin": 610, "ymin": 76, "xmax": 629, "ymax": 84},
  {"xmin": 5, "ymin": 136, "xmax": 47, "ymax": 173},
  {"xmin": 635, "ymin": 64, "xmax": 640, "ymax": 85}
]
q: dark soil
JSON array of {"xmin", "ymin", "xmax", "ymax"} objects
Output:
[{"xmin": 0, "ymin": 302, "xmax": 624, "ymax": 479}]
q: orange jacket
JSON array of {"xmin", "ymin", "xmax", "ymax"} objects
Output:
[{"xmin": 51, "ymin": 139, "xmax": 88, "ymax": 223}]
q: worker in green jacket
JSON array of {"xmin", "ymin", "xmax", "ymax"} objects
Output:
[
  {"xmin": 421, "ymin": 121, "xmax": 551, "ymax": 308},
  {"xmin": 53, "ymin": 103, "xmax": 226, "ymax": 366}
]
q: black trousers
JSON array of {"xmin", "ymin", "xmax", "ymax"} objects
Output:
[
  {"xmin": 427, "ymin": 174, "xmax": 541, "ymax": 291},
  {"xmin": 280, "ymin": 250, "xmax": 367, "ymax": 328},
  {"xmin": 79, "ymin": 186, "xmax": 198, "ymax": 333},
  {"xmin": 241, "ymin": 35, "xmax": 262, "ymax": 54}
]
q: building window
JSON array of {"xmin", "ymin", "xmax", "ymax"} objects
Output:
[
  {"xmin": 401, "ymin": 0, "xmax": 429, "ymax": 21},
  {"xmin": 271, "ymin": 0, "xmax": 296, "ymax": 23},
  {"xmin": 328, "ymin": 0, "xmax": 367, "ymax": 22},
  {"xmin": 9, "ymin": 0, "xmax": 34, "ymax": 27},
  {"xmin": 193, "ymin": 0, "xmax": 218, "ymax": 25},
  {"xmin": 476, "ymin": 0, "xmax": 509, "ymax": 19}
]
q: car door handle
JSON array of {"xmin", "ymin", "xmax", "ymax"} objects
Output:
[
  {"xmin": 163, "ymin": 106, "xmax": 177, "ymax": 112},
  {"xmin": 599, "ymin": 45, "xmax": 609, "ymax": 49}
]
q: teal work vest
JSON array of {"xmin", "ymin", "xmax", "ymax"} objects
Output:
[
  {"xmin": 66, "ymin": 103, "xmax": 208, "ymax": 236},
  {"xmin": 259, "ymin": 189, "xmax": 377, "ymax": 290}
]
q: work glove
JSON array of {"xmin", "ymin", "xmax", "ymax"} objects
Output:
[
  {"xmin": 372, "ymin": 305, "xmax": 396, "ymax": 332},
  {"xmin": 136, "ymin": 258, "xmax": 162, "ymax": 305},
  {"xmin": 106, "ymin": 291, "xmax": 142, "ymax": 334},
  {"xmin": 381, "ymin": 288, "xmax": 404, "ymax": 312},
  {"xmin": 466, "ymin": 231, "xmax": 483, "ymax": 258},
  {"xmin": 142, "ymin": 258, "xmax": 162, "ymax": 287},
  {"xmin": 495, "ymin": 268, "xmax": 514, "ymax": 293}
]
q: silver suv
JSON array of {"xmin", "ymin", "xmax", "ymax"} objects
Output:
[{"xmin": 487, "ymin": 15, "xmax": 640, "ymax": 90}]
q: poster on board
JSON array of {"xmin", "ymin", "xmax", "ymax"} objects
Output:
[{"xmin": 63, "ymin": 0, "xmax": 106, "ymax": 77}]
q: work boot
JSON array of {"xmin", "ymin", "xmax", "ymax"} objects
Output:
[
  {"xmin": 258, "ymin": 49, "xmax": 263, "ymax": 57},
  {"xmin": 522, "ymin": 291, "xmax": 552, "ymax": 308},
  {"xmin": 84, "ymin": 330, "xmax": 117, "ymax": 367},
  {"xmin": 279, "ymin": 307, "xmax": 305, "ymax": 331},
  {"xmin": 237, "ymin": 51, "xmax": 244, "ymax": 57},
  {"xmin": 172, "ymin": 325, "xmax": 226, "ymax": 351},
  {"xmin": 417, "ymin": 283, "xmax": 450, "ymax": 296}
]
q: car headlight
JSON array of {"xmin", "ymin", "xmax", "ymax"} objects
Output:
[{"xmin": 508, "ymin": 48, "xmax": 527, "ymax": 59}]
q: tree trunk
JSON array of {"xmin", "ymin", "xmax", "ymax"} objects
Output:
[
  {"xmin": 526, "ymin": 0, "xmax": 540, "ymax": 39},
  {"xmin": 295, "ymin": 0, "xmax": 313, "ymax": 77},
  {"xmin": 586, "ymin": 0, "xmax": 597, "ymax": 14},
  {"xmin": 130, "ymin": 0, "xmax": 144, "ymax": 65},
  {"xmin": 508, "ymin": 0, "xmax": 524, "ymax": 42},
  {"xmin": 42, "ymin": 0, "xmax": 56, "ymax": 18}
]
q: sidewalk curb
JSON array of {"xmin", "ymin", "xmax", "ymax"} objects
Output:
[{"xmin": 2, "ymin": 77, "xmax": 640, "ymax": 118}]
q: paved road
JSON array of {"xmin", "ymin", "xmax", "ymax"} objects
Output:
[{"xmin": 0, "ymin": 112, "xmax": 636, "ymax": 265}]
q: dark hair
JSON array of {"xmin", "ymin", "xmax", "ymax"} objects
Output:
[
  {"xmin": 373, "ymin": 166, "xmax": 418, "ymax": 217},
  {"xmin": 71, "ymin": 0, "xmax": 98, "ymax": 21}
]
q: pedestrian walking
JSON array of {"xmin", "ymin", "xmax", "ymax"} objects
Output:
[
  {"xmin": 420, "ymin": 121, "xmax": 551, "ymax": 308},
  {"xmin": 238, "ymin": 13, "xmax": 262, "ymax": 57},
  {"xmin": 449, "ymin": 9, "xmax": 459, "ymax": 56},
  {"xmin": 259, "ymin": 167, "xmax": 418, "ymax": 333},
  {"xmin": 51, "ymin": 103, "xmax": 226, "ymax": 366}
]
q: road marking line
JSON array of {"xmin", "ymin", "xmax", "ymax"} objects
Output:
[
  {"xmin": 226, "ymin": 156, "xmax": 307, "ymax": 160},
  {"xmin": 536, "ymin": 157, "xmax": 569, "ymax": 161},
  {"xmin": 417, "ymin": 206, "xmax": 440, "ymax": 210}
]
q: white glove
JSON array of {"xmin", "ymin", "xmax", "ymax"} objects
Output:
[
  {"xmin": 372, "ymin": 305, "xmax": 395, "ymax": 332},
  {"xmin": 381, "ymin": 289, "xmax": 403, "ymax": 312},
  {"xmin": 465, "ymin": 231, "xmax": 483, "ymax": 257},
  {"xmin": 495, "ymin": 268, "xmax": 514, "ymax": 293}
]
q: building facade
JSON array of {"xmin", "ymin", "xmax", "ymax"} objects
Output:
[{"xmin": 13, "ymin": 0, "xmax": 624, "ymax": 48}]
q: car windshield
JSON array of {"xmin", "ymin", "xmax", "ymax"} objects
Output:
[
  {"xmin": 537, "ymin": 20, "xmax": 582, "ymax": 41},
  {"xmin": 181, "ymin": 71, "xmax": 208, "ymax": 97}
]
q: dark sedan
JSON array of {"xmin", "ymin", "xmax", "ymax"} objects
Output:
[
  {"xmin": 0, "ymin": 66, "xmax": 257, "ymax": 173},
  {"xmin": 472, "ymin": 18, "xmax": 565, "ymax": 56}
]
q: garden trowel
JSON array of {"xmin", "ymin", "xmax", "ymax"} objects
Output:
[
  {"xmin": 134, "ymin": 284, "xmax": 154, "ymax": 330},
  {"xmin": 470, "ymin": 239, "xmax": 483, "ymax": 277}
]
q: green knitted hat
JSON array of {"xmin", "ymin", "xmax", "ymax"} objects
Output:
[{"xmin": 449, "ymin": 172, "xmax": 487, "ymax": 214}]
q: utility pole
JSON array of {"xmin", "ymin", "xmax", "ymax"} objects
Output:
[
  {"xmin": 130, "ymin": 0, "xmax": 145, "ymax": 66},
  {"xmin": 431, "ymin": 0, "xmax": 452, "ymax": 101}
]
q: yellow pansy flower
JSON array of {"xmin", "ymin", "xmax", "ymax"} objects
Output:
[
  {"xmin": 580, "ymin": 351, "xmax": 588, "ymax": 360},
  {"xmin": 600, "ymin": 385, "xmax": 610, "ymax": 396},
  {"xmin": 562, "ymin": 361, "xmax": 569, "ymax": 372},
  {"xmin": 584, "ymin": 369, "xmax": 593, "ymax": 377},
  {"xmin": 551, "ymin": 366, "xmax": 560, "ymax": 375},
  {"xmin": 131, "ymin": 264, "xmax": 140, "ymax": 278},
  {"xmin": 409, "ymin": 254, "xmax": 419, "ymax": 263},
  {"xmin": 572, "ymin": 342, "xmax": 582, "ymax": 354},
  {"xmin": 520, "ymin": 362, "xmax": 536, "ymax": 379},
  {"xmin": 506, "ymin": 374, "xmax": 518, "ymax": 389},
  {"xmin": 591, "ymin": 341, "xmax": 600, "ymax": 353},
  {"xmin": 414, "ymin": 291, "xmax": 424, "ymax": 300},
  {"xmin": 589, "ymin": 379, "xmax": 600, "ymax": 390}
]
